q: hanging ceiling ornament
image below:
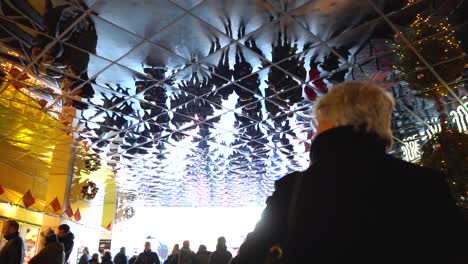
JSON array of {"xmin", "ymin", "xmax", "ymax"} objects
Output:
[
  {"xmin": 81, "ymin": 181, "xmax": 99, "ymax": 200},
  {"xmin": 84, "ymin": 153, "xmax": 101, "ymax": 172},
  {"xmin": 123, "ymin": 206, "xmax": 135, "ymax": 220}
]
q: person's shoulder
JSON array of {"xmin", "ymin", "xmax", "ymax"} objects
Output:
[
  {"xmin": 384, "ymin": 154, "xmax": 443, "ymax": 179},
  {"xmin": 67, "ymin": 232, "xmax": 75, "ymax": 240},
  {"xmin": 10, "ymin": 234, "xmax": 21, "ymax": 240},
  {"xmin": 274, "ymin": 170, "xmax": 303, "ymax": 190},
  {"xmin": 383, "ymin": 154, "xmax": 452, "ymax": 192},
  {"xmin": 12, "ymin": 235, "xmax": 24, "ymax": 245}
]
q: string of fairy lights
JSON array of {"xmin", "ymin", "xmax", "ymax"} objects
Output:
[{"xmin": 394, "ymin": 14, "xmax": 465, "ymax": 98}]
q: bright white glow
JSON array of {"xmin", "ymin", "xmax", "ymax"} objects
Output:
[{"xmin": 112, "ymin": 207, "xmax": 264, "ymax": 257}]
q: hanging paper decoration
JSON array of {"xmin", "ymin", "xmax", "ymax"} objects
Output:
[
  {"xmin": 8, "ymin": 67, "xmax": 30, "ymax": 90},
  {"xmin": 74, "ymin": 208, "xmax": 81, "ymax": 222},
  {"xmin": 123, "ymin": 207, "xmax": 135, "ymax": 220},
  {"xmin": 84, "ymin": 153, "xmax": 101, "ymax": 172},
  {"xmin": 304, "ymin": 86, "xmax": 318, "ymax": 101},
  {"xmin": 22, "ymin": 190, "xmax": 35, "ymax": 208},
  {"xmin": 65, "ymin": 204, "xmax": 74, "ymax": 218},
  {"xmin": 309, "ymin": 65, "xmax": 328, "ymax": 93},
  {"xmin": 38, "ymin": 99, "xmax": 48, "ymax": 109},
  {"xmin": 49, "ymin": 197, "xmax": 62, "ymax": 213},
  {"xmin": 81, "ymin": 181, "xmax": 99, "ymax": 200}
]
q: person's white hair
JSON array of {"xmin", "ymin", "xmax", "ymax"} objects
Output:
[{"xmin": 313, "ymin": 81, "xmax": 395, "ymax": 146}]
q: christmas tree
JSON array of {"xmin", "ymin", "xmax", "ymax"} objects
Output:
[
  {"xmin": 394, "ymin": 14, "xmax": 467, "ymax": 212},
  {"xmin": 394, "ymin": 14, "xmax": 464, "ymax": 99}
]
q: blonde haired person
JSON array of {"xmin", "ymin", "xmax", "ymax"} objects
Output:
[
  {"xmin": 164, "ymin": 244, "xmax": 179, "ymax": 264},
  {"xmin": 232, "ymin": 81, "xmax": 467, "ymax": 264},
  {"xmin": 78, "ymin": 247, "xmax": 91, "ymax": 264},
  {"xmin": 313, "ymin": 81, "xmax": 394, "ymax": 146}
]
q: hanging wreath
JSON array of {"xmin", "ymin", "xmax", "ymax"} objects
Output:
[
  {"xmin": 84, "ymin": 153, "xmax": 101, "ymax": 172},
  {"xmin": 123, "ymin": 207, "xmax": 135, "ymax": 220},
  {"xmin": 81, "ymin": 181, "xmax": 99, "ymax": 200}
]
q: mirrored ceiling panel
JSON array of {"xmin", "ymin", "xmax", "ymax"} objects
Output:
[{"xmin": 0, "ymin": 0, "xmax": 466, "ymax": 207}]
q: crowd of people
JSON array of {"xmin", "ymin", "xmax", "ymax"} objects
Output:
[
  {"xmin": 1, "ymin": 81, "xmax": 467, "ymax": 264},
  {"xmin": 77, "ymin": 238, "xmax": 233, "ymax": 264},
  {"xmin": 0, "ymin": 218, "xmax": 233, "ymax": 264}
]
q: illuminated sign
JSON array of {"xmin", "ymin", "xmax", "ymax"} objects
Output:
[{"xmin": 401, "ymin": 97, "xmax": 467, "ymax": 162}]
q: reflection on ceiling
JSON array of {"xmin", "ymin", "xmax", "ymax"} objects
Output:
[{"xmin": 0, "ymin": 0, "xmax": 466, "ymax": 207}]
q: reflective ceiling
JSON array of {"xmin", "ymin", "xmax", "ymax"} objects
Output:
[{"xmin": 0, "ymin": 0, "xmax": 467, "ymax": 207}]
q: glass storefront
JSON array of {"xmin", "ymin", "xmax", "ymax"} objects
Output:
[{"xmin": 21, "ymin": 225, "xmax": 40, "ymax": 263}]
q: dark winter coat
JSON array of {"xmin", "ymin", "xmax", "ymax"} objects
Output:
[
  {"xmin": 134, "ymin": 250, "xmax": 160, "ymax": 264},
  {"xmin": 208, "ymin": 247, "xmax": 231, "ymax": 264},
  {"xmin": 163, "ymin": 254, "xmax": 176, "ymax": 264},
  {"xmin": 232, "ymin": 126, "xmax": 468, "ymax": 264},
  {"xmin": 195, "ymin": 250, "xmax": 211, "ymax": 264},
  {"xmin": 0, "ymin": 232, "xmax": 24, "ymax": 264},
  {"xmin": 101, "ymin": 257, "xmax": 113, "ymax": 264},
  {"xmin": 177, "ymin": 248, "xmax": 196, "ymax": 264},
  {"xmin": 29, "ymin": 235, "xmax": 65, "ymax": 264},
  {"xmin": 58, "ymin": 232, "xmax": 74, "ymax": 262},
  {"xmin": 114, "ymin": 252, "xmax": 128, "ymax": 264},
  {"xmin": 78, "ymin": 253, "xmax": 91, "ymax": 264},
  {"xmin": 128, "ymin": 256, "xmax": 137, "ymax": 264}
]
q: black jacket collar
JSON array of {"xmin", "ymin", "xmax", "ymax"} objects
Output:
[
  {"xmin": 45, "ymin": 234, "xmax": 59, "ymax": 246},
  {"xmin": 310, "ymin": 126, "xmax": 387, "ymax": 164},
  {"xmin": 5, "ymin": 232, "xmax": 20, "ymax": 241}
]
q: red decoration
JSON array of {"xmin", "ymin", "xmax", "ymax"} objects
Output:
[
  {"xmin": 0, "ymin": 184, "xmax": 4, "ymax": 195},
  {"xmin": 65, "ymin": 204, "xmax": 73, "ymax": 218},
  {"xmin": 106, "ymin": 222, "xmax": 112, "ymax": 231},
  {"xmin": 371, "ymin": 46, "xmax": 393, "ymax": 68},
  {"xmin": 369, "ymin": 71, "xmax": 397, "ymax": 88},
  {"xmin": 379, "ymin": 82, "xmax": 398, "ymax": 88},
  {"xmin": 49, "ymin": 197, "xmax": 61, "ymax": 213},
  {"xmin": 304, "ymin": 86, "xmax": 318, "ymax": 101},
  {"xmin": 370, "ymin": 71, "xmax": 391, "ymax": 82},
  {"xmin": 308, "ymin": 68, "xmax": 328, "ymax": 93},
  {"xmin": 22, "ymin": 190, "xmax": 35, "ymax": 208},
  {"xmin": 74, "ymin": 208, "xmax": 81, "ymax": 222},
  {"xmin": 9, "ymin": 68, "xmax": 30, "ymax": 90},
  {"xmin": 38, "ymin": 99, "xmax": 48, "ymax": 109}
]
